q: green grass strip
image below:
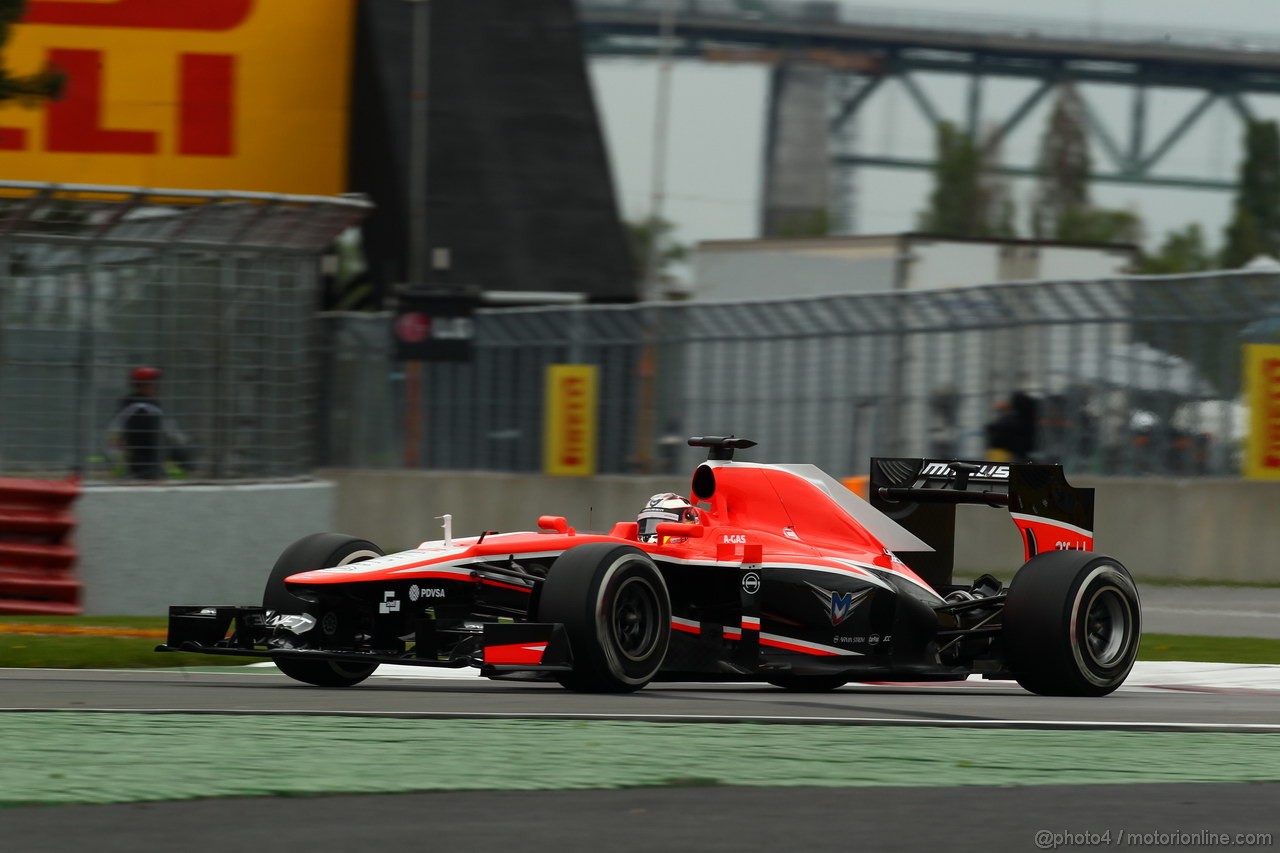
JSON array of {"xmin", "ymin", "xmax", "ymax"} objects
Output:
[
  {"xmin": 1140, "ymin": 634, "xmax": 1280, "ymax": 665},
  {"xmin": 1, "ymin": 713, "xmax": 1279, "ymax": 806},
  {"xmin": 0, "ymin": 616, "xmax": 259, "ymax": 669},
  {"xmin": 0, "ymin": 616, "xmax": 169, "ymax": 628},
  {"xmin": 0, "ymin": 634, "xmax": 264, "ymax": 669}
]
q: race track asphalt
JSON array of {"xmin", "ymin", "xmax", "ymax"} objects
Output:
[
  {"xmin": 1140, "ymin": 586, "xmax": 1280, "ymax": 639},
  {"xmin": 3, "ymin": 666, "xmax": 1278, "ymax": 730},
  {"xmin": 6, "ymin": 783, "xmax": 1278, "ymax": 853},
  {"xmin": 5, "ymin": 667, "xmax": 1278, "ymax": 850}
]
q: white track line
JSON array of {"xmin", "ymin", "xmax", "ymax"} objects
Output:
[
  {"xmin": 339, "ymin": 660, "xmax": 1280, "ymax": 694},
  {"xmin": 1, "ymin": 707, "xmax": 1278, "ymax": 732}
]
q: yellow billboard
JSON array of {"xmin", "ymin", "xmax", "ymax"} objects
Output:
[
  {"xmin": 543, "ymin": 365, "xmax": 598, "ymax": 477},
  {"xmin": 1243, "ymin": 343, "xmax": 1280, "ymax": 480},
  {"xmin": 0, "ymin": 0, "xmax": 354, "ymax": 195}
]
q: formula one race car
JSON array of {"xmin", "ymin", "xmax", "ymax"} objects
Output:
[{"xmin": 158, "ymin": 437, "xmax": 1141, "ymax": 696}]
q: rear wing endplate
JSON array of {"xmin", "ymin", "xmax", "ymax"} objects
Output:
[{"xmin": 868, "ymin": 458, "xmax": 1095, "ymax": 589}]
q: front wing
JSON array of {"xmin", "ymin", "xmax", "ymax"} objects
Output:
[{"xmin": 155, "ymin": 605, "xmax": 575, "ymax": 676}]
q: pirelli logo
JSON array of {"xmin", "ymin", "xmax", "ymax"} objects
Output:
[
  {"xmin": 1264, "ymin": 358, "xmax": 1280, "ymax": 469},
  {"xmin": 543, "ymin": 365, "xmax": 598, "ymax": 477},
  {"xmin": 1245, "ymin": 344, "xmax": 1280, "ymax": 480},
  {"xmin": 1, "ymin": 0, "xmax": 355, "ymax": 195}
]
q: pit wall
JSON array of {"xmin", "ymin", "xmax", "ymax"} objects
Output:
[
  {"xmin": 319, "ymin": 470, "xmax": 1280, "ymax": 585},
  {"xmin": 73, "ymin": 473, "xmax": 1280, "ymax": 615}
]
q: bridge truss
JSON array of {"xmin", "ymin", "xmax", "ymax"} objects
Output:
[{"xmin": 580, "ymin": 0, "xmax": 1280, "ymax": 232}]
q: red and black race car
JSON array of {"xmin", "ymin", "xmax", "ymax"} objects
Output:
[{"xmin": 159, "ymin": 437, "xmax": 1141, "ymax": 696}]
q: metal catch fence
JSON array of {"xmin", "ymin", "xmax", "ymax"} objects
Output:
[
  {"xmin": 0, "ymin": 182, "xmax": 370, "ymax": 480},
  {"xmin": 327, "ymin": 271, "xmax": 1280, "ymax": 478}
]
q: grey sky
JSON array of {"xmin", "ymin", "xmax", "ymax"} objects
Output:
[{"xmin": 586, "ymin": 0, "xmax": 1280, "ymax": 255}]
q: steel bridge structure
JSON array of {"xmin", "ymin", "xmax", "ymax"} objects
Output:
[{"xmin": 578, "ymin": 0, "xmax": 1280, "ymax": 232}]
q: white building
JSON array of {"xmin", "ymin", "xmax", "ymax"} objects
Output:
[{"xmin": 691, "ymin": 233, "xmax": 1138, "ymax": 300}]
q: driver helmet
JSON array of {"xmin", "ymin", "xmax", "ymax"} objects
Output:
[{"xmin": 637, "ymin": 492, "xmax": 698, "ymax": 543}]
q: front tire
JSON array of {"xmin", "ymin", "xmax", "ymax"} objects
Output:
[
  {"xmin": 1002, "ymin": 551, "xmax": 1141, "ymax": 697},
  {"xmin": 264, "ymin": 533, "xmax": 384, "ymax": 688},
  {"xmin": 537, "ymin": 544, "xmax": 671, "ymax": 693}
]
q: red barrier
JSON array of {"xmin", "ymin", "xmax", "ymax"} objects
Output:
[{"xmin": 0, "ymin": 477, "xmax": 82, "ymax": 615}]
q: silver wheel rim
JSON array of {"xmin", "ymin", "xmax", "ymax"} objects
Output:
[
  {"xmin": 1070, "ymin": 565, "xmax": 1139, "ymax": 686},
  {"xmin": 611, "ymin": 576, "xmax": 661, "ymax": 662},
  {"xmin": 1083, "ymin": 585, "xmax": 1130, "ymax": 667},
  {"xmin": 594, "ymin": 554, "xmax": 670, "ymax": 685}
]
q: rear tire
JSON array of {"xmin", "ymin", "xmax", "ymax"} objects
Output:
[
  {"xmin": 1002, "ymin": 551, "xmax": 1141, "ymax": 697},
  {"xmin": 264, "ymin": 533, "xmax": 384, "ymax": 688},
  {"xmin": 537, "ymin": 544, "xmax": 671, "ymax": 693}
]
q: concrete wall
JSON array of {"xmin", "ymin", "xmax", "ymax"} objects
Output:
[
  {"xmin": 318, "ymin": 469, "xmax": 686, "ymax": 552},
  {"xmin": 77, "ymin": 481, "xmax": 336, "ymax": 615},
  {"xmin": 70, "ymin": 472, "xmax": 1280, "ymax": 616},
  {"xmin": 321, "ymin": 470, "xmax": 1280, "ymax": 585},
  {"xmin": 952, "ymin": 476, "xmax": 1280, "ymax": 583}
]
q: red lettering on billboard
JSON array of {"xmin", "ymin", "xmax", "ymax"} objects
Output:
[
  {"xmin": 178, "ymin": 53, "xmax": 235, "ymax": 156},
  {"xmin": 45, "ymin": 48, "xmax": 158, "ymax": 154},
  {"xmin": 25, "ymin": 0, "xmax": 254, "ymax": 31},
  {"xmin": 558, "ymin": 374, "xmax": 590, "ymax": 466},
  {"xmin": 1265, "ymin": 359, "xmax": 1280, "ymax": 468},
  {"xmin": 1266, "ymin": 359, "xmax": 1280, "ymax": 389},
  {"xmin": 0, "ymin": 128, "xmax": 25, "ymax": 150}
]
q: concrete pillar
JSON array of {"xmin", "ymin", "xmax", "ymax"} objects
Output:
[{"xmin": 761, "ymin": 61, "xmax": 831, "ymax": 237}]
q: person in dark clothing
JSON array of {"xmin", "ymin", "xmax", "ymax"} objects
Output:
[
  {"xmin": 985, "ymin": 390, "xmax": 1038, "ymax": 463},
  {"xmin": 107, "ymin": 367, "xmax": 190, "ymax": 480}
]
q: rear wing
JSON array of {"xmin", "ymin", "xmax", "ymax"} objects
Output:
[{"xmin": 868, "ymin": 458, "xmax": 1095, "ymax": 589}]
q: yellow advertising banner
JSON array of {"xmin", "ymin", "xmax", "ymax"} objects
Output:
[
  {"xmin": 543, "ymin": 365, "xmax": 598, "ymax": 477},
  {"xmin": 0, "ymin": 0, "xmax": 354, "ymax": 195},
  {"xmin": 1243, "ymin": 343, "xmax": 1280, "ymax": 480}
]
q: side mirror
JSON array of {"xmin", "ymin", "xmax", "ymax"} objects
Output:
[
  {"xmin": 655, "ymin": 522, "xmax": 704, "ymax": 539},
  {"xmin": 538, "ymin": 515, "xmax": 569, "ymax": 534},
  {"xmin": 609, "ymin": 521, "xmax": 640, "ymax": 540}
]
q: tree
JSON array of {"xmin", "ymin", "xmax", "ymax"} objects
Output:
[
  {"xmin": 979, "ymin": 128, "xmax": 1017, "ymax": 238},
  {"xmin": 1055, "ymin": 206, "xmax": 1142, "ymax": 246},
  {"xmin": 1135, "ymin": 224, "xmax": 1215, "ymax": 275},
  {"xmin": 1033, "ymin": 84, "xmax": 1092, "ymax": 239},
  {"xmin": 773, "ymin": 209, "xmax": 830, "ymax": 238},
  {"xmin": 917, "ymin": 121, "xmax": 1016, "ymax": 238},
  {"xmin": 1220, "ymin": 119, "xmax": 1280, "ymax": 267},
  {"xmin": 1032, "ymin": 83, "xmax": 1142, "ymax": 245},
  {"xmin": 0, "ymin": 1, "xmax": 65, "ymax": 103},
  {"xmin": 627, "ymin": 215, "xmax": 688, "ymax": 287}
]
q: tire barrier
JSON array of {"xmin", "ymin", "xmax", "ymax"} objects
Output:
[{"xmin": 0, "ymin": 477, "xmax": 81, "ymax": 615}]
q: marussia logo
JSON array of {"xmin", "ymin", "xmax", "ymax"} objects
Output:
[
  {"xmin": 804, "ymin": 582, "xmax": 872, "ymax": 626},
  {"xmin": 921, "ymin": 462, "xmax": 1009, "ymax": 481}
]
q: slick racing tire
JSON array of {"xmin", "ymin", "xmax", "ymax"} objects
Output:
[
  {"xmin": 538, "ymin": 544, "xmax": 671, "ymax": 693},
  {"xmin": 766, "ymin": 674, "xmax": 848, "ymax": 692},
  {"xmin": 263, "ymin": 533, "xmax": 384, "ymax": 688},
  {"xmin": 1002, "ymin": 551, "xmax": 1141, "ymax": 697}
]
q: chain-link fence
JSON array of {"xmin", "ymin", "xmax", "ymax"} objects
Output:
[
  {"xmin": 327, "ymin": 271, "xmax": 1280, "ymax": 478},
  {"xmin": 0, "ymin": 182, "xmax": 371, "ymax": 480}
]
